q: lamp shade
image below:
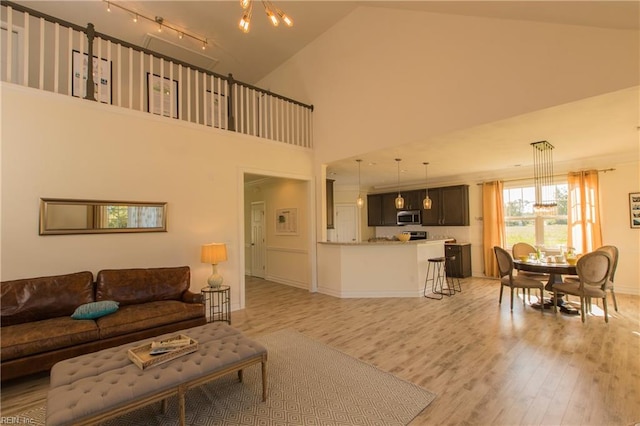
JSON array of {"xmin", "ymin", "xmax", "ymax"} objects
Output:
[{"xmin": 201, "ymin": 243, "xmax": 227, "ymax": 264}]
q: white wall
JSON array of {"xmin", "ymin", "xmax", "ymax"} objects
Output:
[
  {"xmin": 1, "ymin": 83, "xmax": 315, "ymax": 309},
  {"xmin": 259, "ymin": 6, "xmax": 638, "ymax": 165}
]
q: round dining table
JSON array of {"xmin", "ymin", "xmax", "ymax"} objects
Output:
[{"xmin": 513, "ymin": 259, "xmax": 578, "ymax": 313}]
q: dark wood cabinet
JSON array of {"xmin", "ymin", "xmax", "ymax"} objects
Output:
[
  {"xmin": 367, "ymin": 193, "xmax": 407, "ymax": 226},
  {"xmin": 422, "ymin": 185, "xmax": 469, "ymax": 226},
  {"xmin": 445, "ymin": 243, "xmax": 472, "ymax": 278},
  {"xmin": 326, "ymin": 179, "xmax": 335, "ymax": 229},
  {"xmin": 368, "ymin": 186, "xmax": 469, "ymax": 227},
  {"xmin": 367, "ymin": 194, "xmax": 383, "ymax": 226},
  {"xmin": 402, "ymin": 190, "xmax": 424, "ymax": 211}
]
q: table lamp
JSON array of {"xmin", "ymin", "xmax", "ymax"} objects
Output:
[{"xmin": 201, "ymin": 243, "xmax": 228, "ymax": 288}]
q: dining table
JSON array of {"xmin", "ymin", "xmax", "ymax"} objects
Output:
[{"xmin": 513, "ymin": 259, "xmax": 579, "ymax": 314}]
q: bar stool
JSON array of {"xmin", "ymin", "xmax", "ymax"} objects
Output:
[
  {"xmin": 445, "ymin": 255, "xmax": 462, "ymax": 293},
  {"xmin": 424, "ymin": 257, "xmax": 453, "ymax": 299}
]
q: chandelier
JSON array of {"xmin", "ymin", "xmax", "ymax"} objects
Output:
[
  {"xmin": 239, "ymin": 0, "xmax": 293, "ymax": 33},
  {"xmin": 531, "ymin": 140, "xmax": 557, "ymax": 215}
]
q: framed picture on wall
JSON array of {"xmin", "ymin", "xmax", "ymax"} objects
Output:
[
  {"xmin": 630, "ymin": 192, "xmax": 640, "ymax": 228},
  {"xmin": 275, "ymin": 208, "xmax": 298, "ymax": 235},
  {"xmin": 146, "ymin": 73, "xmax": 179, "ymax": 118},
  {"xmin": 72, "ymin": 50, "xmax": 112, "ymax": 104}
]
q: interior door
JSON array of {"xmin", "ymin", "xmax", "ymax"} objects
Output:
[
  {"xmin": 251, "ymin": 202, "xmax": 266, "ymax": 278},
  {"xmin": 335, "ymin": 204, "xmax": 358, "ymax": 243}
]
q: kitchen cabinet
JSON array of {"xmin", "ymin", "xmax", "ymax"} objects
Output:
[
  {"xmin": 445, "ymin": 243, "xmax": 472, "ymax": 278},
  {"xmin": 422, "ymin": 185, "xmax": 469, "ymax": 226},
  {"xmin": 367, "ymin": 193, "xmax": 407, "ymax": 226},
  {"xmin": 367, "ymin": 194, "xmax": 383, "ymax": 226},
  {"xmin": 401, "ymin": 189, "xmax": 424, "ymax": 211},
  {"xmin": 326, "ymin": 179, "xmax": 335, "ymax": 229}
]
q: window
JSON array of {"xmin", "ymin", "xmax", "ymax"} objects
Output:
[{"xmin": 503, "ymin": 182, "xmax": 568, "ymax": 251}]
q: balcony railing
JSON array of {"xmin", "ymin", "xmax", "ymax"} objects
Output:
[{"xmin": 0, "ymin": 1, "xmax": 313, "ymax": 148}]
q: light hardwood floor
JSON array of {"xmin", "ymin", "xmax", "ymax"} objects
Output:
[{"xmin": 2, "ymin": 276, "xmax": 639, "ymax": 425}]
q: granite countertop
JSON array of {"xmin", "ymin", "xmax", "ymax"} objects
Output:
[{"xmin": 319, "ymin": 238, "xmax": 451, "ymax": 246}]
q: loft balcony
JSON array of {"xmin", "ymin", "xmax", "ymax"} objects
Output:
[{"xmin": 1, "ymin": 1, "xmax": 313, "ymax": 148}]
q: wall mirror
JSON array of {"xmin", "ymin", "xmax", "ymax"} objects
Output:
[{"xmin": 39, "ymin": 198, "xmax": 167, "ymax": 235}]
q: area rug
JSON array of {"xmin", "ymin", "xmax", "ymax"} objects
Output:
[{"xmin": 14, "ymin": 329, "xmax": 435, "ymax": 425}]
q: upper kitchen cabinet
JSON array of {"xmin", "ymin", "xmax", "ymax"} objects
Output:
[
  {"xmin": 367, "ymin": 193, "xmax": 403, "ymax": 226},
  {"xmin": 368, "ymin": 190, "xmax": 425, "ymax": 226},
  {"xmin": 326, "ymin": 179, "xmax": 335, "ymax": 229},
  {"xmin": 401, "ymin": 190, "xmax": 424, "ymax": 211},
  {"xmin": 422, "ymin": 185, "xmax": 470, "ymax": 226}
]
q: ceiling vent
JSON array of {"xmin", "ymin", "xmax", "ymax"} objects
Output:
[{"xmin": 142, "ymin": 33, "xmax": 219, "ymax": 72}]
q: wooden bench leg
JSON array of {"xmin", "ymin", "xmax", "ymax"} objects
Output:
[
  {"xmin": 161, "ymin": 398, "xmax": 168, "ymax": 414},
  {"xmin": 178, "ymin": 384, "xmax": 187, "ymax": 426},
  {"xmin": 262, "ymin": 360, "xmax": 267, "ymax": 402},
  {"xmin": 238, "ymin": 369, "xmax": 243, "ymax": 382}
]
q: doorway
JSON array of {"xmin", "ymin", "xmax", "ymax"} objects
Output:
[
  {"xmin": 335, "ymin": 204, "xmax": 359, "ymax": 243},
  {"xmin": 250, "ymin": 201, "xmax": 266, "ymax": 278}
]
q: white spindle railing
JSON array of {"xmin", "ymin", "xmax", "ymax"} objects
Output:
[{"xmin": 0, "ymin": 2, "xmax": 313, "ymax": 148}]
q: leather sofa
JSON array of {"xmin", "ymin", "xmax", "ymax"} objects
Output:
[{"xmin": 0, "ymin": 266, "xmax": 206, "ymax": 381}]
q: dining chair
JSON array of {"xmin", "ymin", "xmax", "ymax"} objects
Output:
[
  {"xmin": 552, "ymin": 250, "xmax": 612, "ymax": 323},
  {"xmin": 512, "ymin": 242, "xmax": 549, "ymax": 300},
  {"xmin": 563, "ymin": 245, "xmax": 619, "ymax": 311},
  {"xmin": 494, "ymin": 246, "xmax": 546, "ymax": 312}
]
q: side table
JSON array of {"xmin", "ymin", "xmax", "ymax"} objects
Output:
[{"xmin": 201, "ymin": 285, "xmax": 231, "ymax": 324}]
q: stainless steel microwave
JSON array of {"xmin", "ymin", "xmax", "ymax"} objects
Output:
[{"xmin": 397, "ymin": 210, "xmax": 421, "ymax": 225}]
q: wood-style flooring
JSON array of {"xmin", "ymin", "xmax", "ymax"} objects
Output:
[{"xmin": 1, "ymin": 276, "xmax": 639, "ymax": 425}]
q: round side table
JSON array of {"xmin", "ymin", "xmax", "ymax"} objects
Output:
[{"xmin": 201, "ymin": 285, "xmax": 231, "ymax": 324}]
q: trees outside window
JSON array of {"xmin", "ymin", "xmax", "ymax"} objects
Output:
[{"xmin": 503, "ymin": 183, "xmax": 568, "ymax": 251}]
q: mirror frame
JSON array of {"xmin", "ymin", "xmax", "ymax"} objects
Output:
[{"xmin": 39, "ymin": 198, "xmax": 167, "ymax": 235}]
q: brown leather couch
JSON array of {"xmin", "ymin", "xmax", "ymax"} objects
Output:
[{"xmin": 1, "ymin": 266, "xmax": 206, "ymax": 381}]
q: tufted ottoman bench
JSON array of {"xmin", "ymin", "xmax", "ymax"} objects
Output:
[{"xmin": 45, "ymin": 322, "xmax": 267, "ymax": 426}]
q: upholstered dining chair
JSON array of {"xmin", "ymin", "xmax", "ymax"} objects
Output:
[
  {"xmin": 552, "ymin": 250, "xmax": 612, "ymax": 323},
  {"xmin": 512, "ymin": 242, "xmax": 549, "ymax": 300},
  {"xmin": 563, "ymin": 245, "xmax": 619, "ymax": 311},
  {"xmin": 494, "ymin": 246, "xmax": 546, "ymax": 312}
]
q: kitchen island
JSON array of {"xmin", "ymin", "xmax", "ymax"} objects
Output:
[{"xmin": 317, "ymin": 239, "xmax": 446, "ymax": 298}]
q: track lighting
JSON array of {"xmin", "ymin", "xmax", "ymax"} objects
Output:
[{"xmin": 100, "ymin": 1, "xmax": 209, "ymax": 48}]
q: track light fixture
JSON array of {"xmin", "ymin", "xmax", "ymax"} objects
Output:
[
  {"xmin": 238, "ymin": 0, "xmax": 293, "ymax": 33},
  {"xmin": 100, "ymin": 0, "xmax": 209, "ymax": 48}
]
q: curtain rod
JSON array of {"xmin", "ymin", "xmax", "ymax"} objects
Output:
[{"xmin": 476, "ymin": 168, "xmax": 616, "ymax": 185}]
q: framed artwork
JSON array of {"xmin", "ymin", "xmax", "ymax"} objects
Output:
[
  {"xmin": 72, "ymin": 50, "xmax": 112, "ymax": 104},
  {"xmin": 205, "ymin": 90, "xmax": 228, "ymax": 128},
  {"xmin": 630, "ymin": 192, "xmax": 640, "ymax": 228},
  {"xmin": 275, "ymin": 208, "xmax": 298, "ymax": 235},
  {"xmin": 146, "ymin": 73, "xmax": 179, "ymax": 118}
]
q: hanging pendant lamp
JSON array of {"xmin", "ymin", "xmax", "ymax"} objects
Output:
[
  {"xmin": 422, "ymin": 162, "xmax": 432, "ymax": 209},
  {"xmin": 394, "ymin": 158, "xmax": 404, "ymax": 209},
  {"xmin": 356, "ymin": 159, "xmax": 364, "ymax": 209},
  {"xmin": 531, "ymin": 140, "xmax": 557, "ymax": 216}
]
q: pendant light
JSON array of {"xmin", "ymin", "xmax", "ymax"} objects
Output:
[
  {"xmin": 356, "ymin": 159, "xmax": 364, "ymax": 209},
  {"xmin": 531, "ymin": 140, "xmax": 557, "ymax": 215},
  {"xmin": 394, "ymin": 158, "xmax": 405, "ymax": 209},
  {"xmin": 422, "ymin": 162, "xmax": 432, "ymax": 209}
]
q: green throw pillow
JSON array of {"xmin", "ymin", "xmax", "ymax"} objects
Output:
[{"xmin": 71, "ymin": 301, "xmax": 119, "ymax": 320}]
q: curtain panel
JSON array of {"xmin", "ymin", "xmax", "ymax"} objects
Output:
[
  {"xmin": 567, "ymin": 170, "xmax": 603, "ymax": 254},
  {"xmin": 482, "ymin": 181, "xmax": 505, "ymax": 278}
]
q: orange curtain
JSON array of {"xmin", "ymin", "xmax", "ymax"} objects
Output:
[
  {"xmin": 567, "ymin": 170, "xmax": 602, "ymax": 254},
  {"xmin": 482, "ymin": 181, "xmax": 505, "ymax": 278}
]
